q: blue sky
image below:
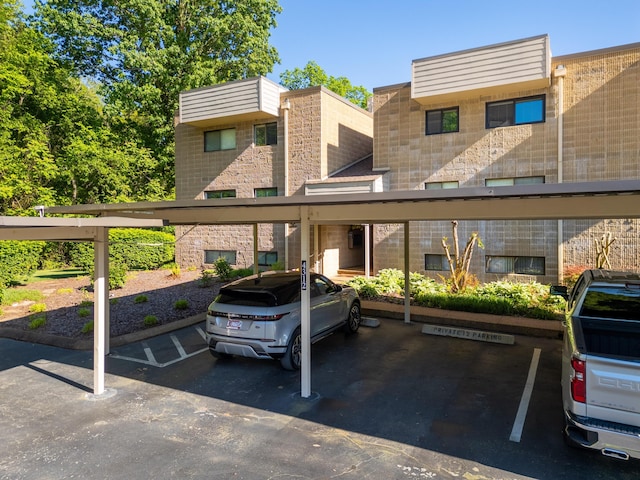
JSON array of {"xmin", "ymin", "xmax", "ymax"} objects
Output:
[
  {"xmin": 268, "ymin": 0, "xmax": 640, "ymax": 91},
  {"xmin": 21, "ymin": 0, "xmax": 640, "ymax": 92}
]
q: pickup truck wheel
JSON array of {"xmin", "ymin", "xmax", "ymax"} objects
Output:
[
  {"xmin": 344, "ymin": 302, "xmax": 361, "ymax": 334},
  {"xmin": 280, "ymin": 327, "xmax": 302, "ymax": 371}
]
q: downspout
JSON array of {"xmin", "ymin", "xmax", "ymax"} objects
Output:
[
  {"xmin": 554, "ymin": 65, "xmax": 567, "ymax": 284},
  {"xmin": 282, "ymin": 98, "xmax": 291, "ymax": 270}
]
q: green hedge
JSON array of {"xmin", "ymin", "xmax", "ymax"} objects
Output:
[
  {"xmin": 0, "ymin": 240, "xmax": 45, "ymax": 287},
  {"xmin": 66, "ymin": 229, "xmax": 175, "ymax": 271}
]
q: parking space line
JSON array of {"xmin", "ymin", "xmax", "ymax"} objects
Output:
[
  {"xmin": 108, "ymin": 326, "xmax": 209, "ymax": 368},
  {"xmin": 510, "ymin": 347, "xmax": 541, "ymax": 443},
  {"xmin": 171, "ymin": 335, "xmax": 187, "ymax": 357}
]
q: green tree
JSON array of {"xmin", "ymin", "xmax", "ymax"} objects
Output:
[
  {"xmin": 279, "ymin": 61, "xmax": 371, "ymax": 110},
  {"xmin": 0, "ymin": 1, "xmax": 160, "ymax": 213},
  {"xmin": 35, "ymin": 0, "xmax": 282, "ymax": 195},
  {"xmin": 0, "ymin": 0, "xmax": 59, "ymax": 213}
]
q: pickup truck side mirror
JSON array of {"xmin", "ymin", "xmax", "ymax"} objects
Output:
[{"xmin": 550, "ymin": 285, "xmax": 568, "ymax": 300}]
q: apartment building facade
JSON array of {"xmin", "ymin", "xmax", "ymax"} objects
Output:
[
  {"xmin": 174, "ymin": 35, "xmax": 639, "ymax": 284},
  {"xmin": 372, "ymin": 35, "xmax": 640, "ymax": 284},
  {"xmin": 174, "ymin": 77, "xmax": 375, "ymax": 276}
]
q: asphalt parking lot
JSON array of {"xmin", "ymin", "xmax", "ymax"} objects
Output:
[{"xmin": 1, "ymin": 317, "xmax": 637, "ymax": 479}]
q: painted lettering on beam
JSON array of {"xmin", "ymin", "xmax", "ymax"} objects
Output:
[{"xmin": 421, "ymin": 324, "xmax": 515, "ymax": 345}]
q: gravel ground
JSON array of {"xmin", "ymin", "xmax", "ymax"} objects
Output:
[{"xmin": 0, "ymin": 269, "xmax": 221, "ymax": 339}]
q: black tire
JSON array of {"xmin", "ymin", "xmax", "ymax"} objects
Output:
[
  {"xmin": 280, "ymin": 327, "xmax": 302, "ymax": 370},
  {"xmin": 344, "ymin": 302, "xmax": 361, "ymax": 334}
]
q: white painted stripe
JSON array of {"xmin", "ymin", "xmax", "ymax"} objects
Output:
[
  {"xmin": 171, "ymin": 335, "xmax": 188, "ymax": 358},
  {"xmin": 510, "ymin": 348, "xmax": 541, "ymax": 442},
  {"xmin": 196, "ymin": 326, "xmax": 207, "ymax": 341},
  {"xmin": 109, "ymin": 347, "xmax": 209, "ymax": 368},
  {"xmin": 143, "ymin": 342, "xmax": 159, "ymax": 366}
]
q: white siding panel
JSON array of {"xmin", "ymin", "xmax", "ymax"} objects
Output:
[
  {"xmin": 180, "ymin": 76, "xmax": 287, "ymax": 124},
  {"xmin": 412, "ymin": 35, "xmax": 550, "ymax": 100}
]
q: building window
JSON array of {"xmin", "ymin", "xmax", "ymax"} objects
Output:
[
  {"xmin": 255, "ymin": 122, "xmax": 278, "ymax": 146},
  {"xmin": 255, "ymin": 187, "xmax": 277, "ymax": 198},
  {"xmin": 204, "ymin": 189, "xmax": 236, "ymax": 199},
  {"xmin": 426, "ymin": 107, "xmax": 459, "ymax": 135},
  {"xmin": 485, "ymin": 176, "xmax": 544, "ymax": 187},
  {"xmin": 425, "ymin": 181, "xmax": 459, "ymax": 190},
  {"xmin": 204, "ymin": 128, "xmax": 236, "ymax": 151},
  {"xmin": 486, "ymin": 256, "xmax": 545, "ymax": 275},
  {"xmin": 425, "ymin": 254, "xmax": 448, "ymax": 271},
  {"xmin": 486, "ymin": 95, "xmax": 545, "ymax": 128},
  {"xmin": 258, "ymin": 251, "xmax": 278, "ymax": 267},
  {"xmin": 205, "ymin": 250, "xmax": 237, "ymax": 265}
]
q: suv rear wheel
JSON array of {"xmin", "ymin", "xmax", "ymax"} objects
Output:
[
  {"xmin": 344, "ymin": 302, "xmax": 361, "ymax": 334},
  {"xmin": 280, "ymin": 327, "xmax": 302, "ymax": 370}
]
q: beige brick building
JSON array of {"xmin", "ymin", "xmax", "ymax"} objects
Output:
[
  {"xmin": 372, "ymin": 35, "xmax": 640, "ymax": 284},
  {"xmin": 174, "ymin": 36, "xmax": 640, "ymax": 284},
  {"xmin": 174, "ymin": 78, "xmax": 375, "ymax": 276}
]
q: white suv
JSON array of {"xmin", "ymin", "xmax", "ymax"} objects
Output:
[{"xmin": 206, "ymin": 271, "xmax": 361, "ymax": 370}]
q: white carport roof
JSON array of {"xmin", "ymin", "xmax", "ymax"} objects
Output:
[{"xmin": 2, "ymin": 180, "xmax": 640, "ymax": 399}]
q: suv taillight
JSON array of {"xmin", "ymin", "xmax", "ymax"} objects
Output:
[{"xmin": 571, "ymin": 356, "xmax": 586, "ymax": 403}]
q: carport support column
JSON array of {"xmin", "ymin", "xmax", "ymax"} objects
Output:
[
  {"xmin": 253, "ymin": 224, "xmax": 259, "ymax": 275},
  {"xmin": 93, "ymin": 227, "xmax": 109, "ymax": 395},
  {"xmin": 300, "ymin": 206, "xmax": 312, "ymax": 398},
  {"xmin": 404, "ymin": 222, "xmax": 410, "ymax": 324}
]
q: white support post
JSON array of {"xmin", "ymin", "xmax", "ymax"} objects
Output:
[
  {"xmin": 404, "ymin": 222, "xmax": 411, "ymax": 324},
  {"xmin": 313, "ymin": 224, "xmax": 319, "ymax": 273},
  {"xmin": 253, "ymin": 224, "xmax": 259, "ymax": 275},
  {"xmin": 300, "ymin": 207, "xmax": 311, "ymax": 398},
  {"xmin": 364, "ymin": 224, "xmax": 371, "ymax": 278},
  {"xmin": 93, "ymin": 227, "xmax": 109, "ymax": 395}
]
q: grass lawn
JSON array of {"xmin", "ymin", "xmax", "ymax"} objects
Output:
[{"xmin": 27, "ymin": 268, "xmax": 88, "ymax": 283}]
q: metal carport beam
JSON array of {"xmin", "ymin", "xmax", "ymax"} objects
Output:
[{"xmin": 43, "ymin": 180, "xmax": 640, "ymax": 225}]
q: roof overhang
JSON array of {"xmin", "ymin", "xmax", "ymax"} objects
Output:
[
  {"xmin": 41, "ymin": 180, "xmax": 640, "ymax": 226},
  {"xmin": 0, "ymin": 217, "xmax": 166, "ymax": 241}
]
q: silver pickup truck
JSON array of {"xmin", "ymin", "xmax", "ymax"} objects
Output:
[{"xmin": 558, "ymin": 270, "xmax": 640, "ymax": 461}]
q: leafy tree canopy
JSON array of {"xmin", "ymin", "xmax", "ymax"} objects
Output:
[
  {"xmin": 34, "ymin": 0, "xmax": 282, "ymax": 194},
  {"xmin": 0, "ymin": 0, "xmax": 162, "ymax": 214},
  {"xmin": 279, "ymin": 61, "xmax": 371, "ymax": 110}
]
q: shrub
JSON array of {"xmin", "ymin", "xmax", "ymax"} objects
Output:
[
  {"xmin": 144, "ymin": 315, "xmax": 158, "ymax": 327},
  {"xmin": 170, "ymin": 263, "xmax": 181, "ymax": 278},
  {"xmin": 79, "ymin": 300, "xmax": 93, "ymax": 308},
  {"xmin": 0, "ymin": 240, "xmax": 45, "ymax": 286},
  {"xmin": 199, "ymin": 269, "xmax": 215, "ymax": 287},
  {"xmin": 174, "ymin": 299, "xmax": 189, "ymax": 310},
  {"xmin": 78, "ymin": 307, "xmax": 91, "ymax": 318},
  {"xmin": 348, "ymin": 271, "xmax": 565, "ymax": 320},
  {"xmin": 29, "ymin": 303, "xmax": 47, "ymax": 313},
  {"xmin": 28, "ymin": 315, "xmax": 46, "ymax": 329},
  {"xmin": 56, "ymin": 288, "xmax": 74, "ymax": 295},
  {"xmin": 81, "ymin": 321, "xmax": 94, "ymax": 334},
  {"xmin": 134, "ymin": 295, "xmax": 148, "ymax": 304},
  {"xmin": 213, "ymin": 257, "xmax": 233, "ymax": 281},
  {"xmin": 66, "ymin": 228, "xmax": 175, "ymax": 271}
]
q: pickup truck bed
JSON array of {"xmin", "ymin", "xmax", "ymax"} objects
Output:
[{"xmin": 579, "ymin": 318, "xmax": 640, "ymax": 358}]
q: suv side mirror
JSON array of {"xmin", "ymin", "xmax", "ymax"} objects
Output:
[{"xmin": 550, "ymin": 285, "xmax": 568, "ymax": 299}]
